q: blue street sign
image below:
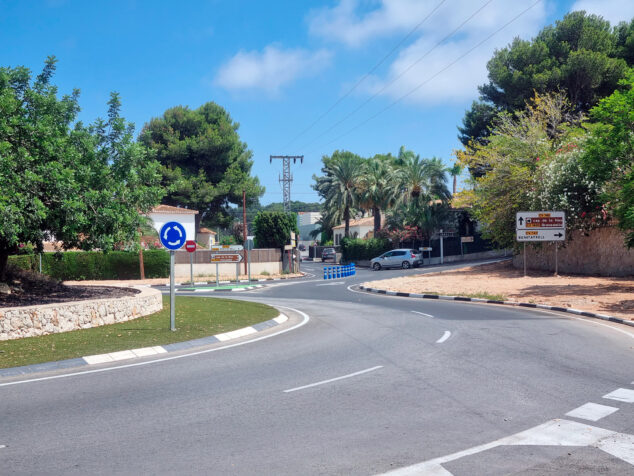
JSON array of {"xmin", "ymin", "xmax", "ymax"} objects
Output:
[{"xmin": 159, "ymin": 221, "xmax": 187, "ymax": 250}]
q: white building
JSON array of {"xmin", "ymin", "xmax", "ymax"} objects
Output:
[
  {"xmin": 332, "ymin": 216, "xmax": 383, "ymax": 245},
  {"xmin": 297, "ymin": 211, "xmax": 321, "ymax": 226},
  {"xmin": 148, "ymin": 204, "xmax": 198, "ymax": 242}
]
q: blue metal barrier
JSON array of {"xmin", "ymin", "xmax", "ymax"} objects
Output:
[{"xmin": 323, "ymin": 263, "xmax": 357, "ymax": 279}]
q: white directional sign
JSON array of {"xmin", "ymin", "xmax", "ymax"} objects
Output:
[
  {"xmin": 516, "ymin": 211, "xmax": 566, "ymax": 241},
  {"xmin": 210, "ymin": 245, "xmax": 243, "ymax": 251}
]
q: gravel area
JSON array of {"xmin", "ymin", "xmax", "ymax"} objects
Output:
[{"xmin": 364, "ymin": 260, "xmax": 634, "ymax": 321}]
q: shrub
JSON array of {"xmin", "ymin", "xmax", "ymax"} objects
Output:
[
  {"xmin": 7, "ymin": 250, "xmax": 169, "ymax": 280},
  {"xmin": 341, "ymin": 238, "xmax": 392, "ymax": 262}
]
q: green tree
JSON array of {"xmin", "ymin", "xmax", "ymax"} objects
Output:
[
  {"xmin": 446, "ymin": 162, "xmax": 464, "ymax": 196},
  {"xmin": 139, "ymin": 102, "xmax": 264, "ymax": 229},
  {"xmin": 397, "ymin": 154, "xmax": 450, "ymax": 203},
  {"xmin": 582, "ymin": 69, "xmax": 634, "ymax": 246},
  {"xmin": 253, "ymin": 211, "xmax": 298, "ymax": 251},
  {"xmin": 459, "ymin": 11, "xmax": 632, "ymax": 147},
  {"xmin": 0, "ymin": 57, "xmax": 163, "ymax": 280}
]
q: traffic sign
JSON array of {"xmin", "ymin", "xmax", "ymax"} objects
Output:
[
  {"xmin": 210, "ymin": 253, "xmax": 243, "ymax": 263},
  {"xmin": 461, "ymin": 236, "xmax": 474, "ymax": 243},
  {"xmin": 210, "ymin": 245, "xmax": 243, "ymax": 251},
  {"xmin": 185, "ymin": 240, "xmax": 196, "ymax": 253},
  {"xmin": 159, "ymin": 221, "xmax": 187, "ymax": 250},
  {"xmin": 516, "ymin": 211, "xmax": 565, "ymax": 241}
]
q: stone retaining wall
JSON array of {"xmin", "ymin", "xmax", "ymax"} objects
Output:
[
  {"xmin": 0, "ymin": 286, "xmax": 163, "ymax": 341},
  {"xmin": 512, "ymin": 226, "xmax": 634, "ymax": 276}
]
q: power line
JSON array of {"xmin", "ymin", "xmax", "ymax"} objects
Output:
[
  {"xmin": 281, "ymin": 0, "xmax": 448, "ymax": 151},
  {"xmin": 312, "ymin": 0, "xmax": 542, "ymax": 152},
  {"xmin": 299, "ymin": 0, "xmax": 495, "ymax": 152}
]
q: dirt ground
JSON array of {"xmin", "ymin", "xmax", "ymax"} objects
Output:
[{"xmin": 364, "ymin": 260, "xmax": 634, "ymax": 321}]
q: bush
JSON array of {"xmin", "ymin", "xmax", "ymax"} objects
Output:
[
  {"xmin": 341, "ymin": 238, "xmax": 392, "ymax": 262},
  {"xmin": 7, "ymin": 250, "xmax": 169, "ymax": 280}
]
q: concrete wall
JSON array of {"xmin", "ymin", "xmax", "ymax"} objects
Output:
[
  {"xmin": 512, "ymin": 226, "xmax": 634, "ymax": 276},
  {"xmin": 0, "ymin": 286, "xmax": 163, "ymax": 341}
]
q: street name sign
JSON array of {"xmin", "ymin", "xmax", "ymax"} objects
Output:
[
  {"xmin": 461, "ymin": 236, "xmax": 474, "ymax": 243},
  {"xmin": 516, "ymin": 211, "xmax": 565, "ymax": 241},
  {"xmin": 210, "ymin": 253, "xmax": 243, "ymax": 263}
]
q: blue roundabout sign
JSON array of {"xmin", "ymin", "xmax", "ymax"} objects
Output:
[{"xmin": 159, "ymin": 221, "xmax": 187, "ymax": 250}]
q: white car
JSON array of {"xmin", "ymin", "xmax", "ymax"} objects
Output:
[{"xmin": 370, "ymin": 249, "xmax": 421, "ymax": 270}]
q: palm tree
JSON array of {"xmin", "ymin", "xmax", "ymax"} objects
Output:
[
  {"xmin": 357, "ymin": 155, "xmax": 398, "ymax": 235},
  {"xmin": 397, "ymin": 155, "xmax": 451, "ymax": 204},
  {"xmin": 323, "ymin": 151, "xmax": 364, "ymax": 238},
  {"xmin": 446, "ymin": 162, "xmax": 463, "ymax": 195}
]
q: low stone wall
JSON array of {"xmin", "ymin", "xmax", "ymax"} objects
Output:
[
  {"xmin": 513, "ymin": 226, "xmax": 634, "ymax": 276},
  {"xmin": 0, "ymin": 286, "xmax": 163, "ymax": 341}
]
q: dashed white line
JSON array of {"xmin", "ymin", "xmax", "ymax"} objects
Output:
[
  {"xmin": 284, "ymin": 365, "xmax": 383, "ymax": 393},
  {"xmin": 0, "ymin": 445, "xmax": 5, "ymax": 449},
  {"xmin": 603, "ymin": 388, "xmax": 634, "ymax": 403},
  {"xmin": 565, "ymin": 402, "xmax": 619, "ymax": 421},
  {"xmin": 411, "ymin": 311, "xmax": 434, "ymax": 318},
  {"xmin": 436, "ymin": 331, "xmax": 451, "ymax": 344}
]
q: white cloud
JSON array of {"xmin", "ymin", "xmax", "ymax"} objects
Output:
[
  {"xmin": 214, "ymin": 45, "xmax": 332, "ymax": 94},
  {"xmin": 310, "ymin": 0, "xmax": 546, "ymax": 104},
  {"xmin": 570, "ymin": 0, "xmax": 634, "ymax": 26}
]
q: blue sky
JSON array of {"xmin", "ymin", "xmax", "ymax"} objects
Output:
[{"xmin": 2, "ymin": 0, "xmax": 634, "ymax": 205}]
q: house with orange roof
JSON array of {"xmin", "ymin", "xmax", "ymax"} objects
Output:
[
  {"xmin": 148, "ymin": 204, "xmax": 199, "ymax": 242},
  {"xmin": 332, "ymin": 216, "xmax": 384, "ymax": 245}
]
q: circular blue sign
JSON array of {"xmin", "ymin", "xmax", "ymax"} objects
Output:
[{"xmin": 159, "ymin": 221, "xmax": 187, "ymax": 250}]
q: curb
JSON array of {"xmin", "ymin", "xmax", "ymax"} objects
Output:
[
  {"xmin": 358, "ymin": 285, "xmax": 634, "ymax": 328},
  {"xmin": 0, "ymin": 314, "xmax": 289, "ymax": 378}
]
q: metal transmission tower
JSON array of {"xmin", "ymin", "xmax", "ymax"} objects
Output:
[{"xmin": 270, "ymin": 155, "xmax": 303, "ymax": 212}]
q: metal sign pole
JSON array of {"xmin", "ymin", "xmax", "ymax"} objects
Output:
[
  {"xmin": 216, "ymin": 263, "xmax": 219, "ymax": 287},
  {"xmin": 170, "ymin": 251, "xmax": 176, "ymax": 331},
  {"xmin": 236, "ymin": 262, "xmax": 239, "ymax": 283},
  {"xmin": 555, "ymin": 243, "xmax": 558, "ymax": 276},
  {"xmin": 39, "ymin": 253, "xmax": 42, "ymax": 273},
  {"xmin": 523, "ymin": 242, "xmax": 527, "ymax": 277},
  {"xmin": 440, "ymin": 232, "xmax": 444, "ymax": 265},
  {"xmin": 247, "ymin": 250, "xmax": 251, "ymax": 284},
  {"xmin": 190, "ymin": 252, "xmax": 194, "ymax": 287}
]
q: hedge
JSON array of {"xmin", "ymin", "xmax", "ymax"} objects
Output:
[
  {"xmin": 8, "ymin": 250, "xmax": 170, "ymax": 280},
  {"xmin": 341, "ymin": 238, "xmax": 392, "ymax": 262}
]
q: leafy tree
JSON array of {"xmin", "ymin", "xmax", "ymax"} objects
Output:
[
  {"xmin": 456, "ymin": 93, "xmax": 599, "ymax": 248},
  {"xmin": 0, "ymin": 57, "xmax": 163, "ymax": 280},
  {"xmin": 139, "ymin": 102, "xmax": 264, "ymax": 229},
  {"xmin": 397, "ymin": 154, "xmax": 450, "ymax": 203},
  {"xmin": 446, "ymin": 162, "xmax": 463, "ymax": 196},
  {"xmin": 582, "ymin": 69, "xmax": 634, "ymax": 246},
  {"xmin": 253, "ymin": 211, "xmax": 298, "ymax": 251},
  {"xmin": 459, "ymin": 11, "xmax": 632, "ymax": 147}
]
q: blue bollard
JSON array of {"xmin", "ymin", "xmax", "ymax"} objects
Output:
[
  {"xmin": 346, "ymin": 265, "xmax": 350, "ymax": 277},
  {"xmin": 323, "ymin": 267, "xmax": 327, "ymax": 280},
  {"xmin": 328, "ymin": 267, "xmax": 332, "ymax": 280},
  {"xmin": 352, "ymin": 263, "xmax": 355, "ymax": 275},
  {"xmin": 336, "ymin": 266, "xmax": 341, "ymax": 278}
]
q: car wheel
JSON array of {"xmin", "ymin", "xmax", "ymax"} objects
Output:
[
  {"xmin": 401, "ymin": 261, "xmax": 411, "ymax": 269},
  {"xmin": 373, "ymin": 262, "xmax": 381, "ymax": 271}
]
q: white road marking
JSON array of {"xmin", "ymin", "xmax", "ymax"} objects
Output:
[
  {"xmin": 0, "ymin": 445, "xmax": 5, "ymax": 449},
  {"xmin": 565, "ymin": 402, "xmax": 619, "ymax": 421},
  {"xmin": 411, "ymin": 311, "xmax": 434, "ymax": 318},
  {"xmin": 603, "ymin": 388, "xmax": 634, "ymax": 403},
  {"xmin": 436, "ymin": 331, "xmax": 451, "ymax": 344},
  {"xmin": 284, "ymin": 365, "xmax": 383, "ymax": 393},
  {"xmin": 316, "ymin": 281, "xmax": 347, "ymax": 286},
  {"xmin": 380, "ymin": 419, "xmax": 634, "ymax": 475},
  {"xmin": 0, "ymin": 306, "xmax": 309, "ymax": 388}
]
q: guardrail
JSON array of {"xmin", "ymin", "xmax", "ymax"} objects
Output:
[{"xmin": 323, "ymin": 264, "xmax": 356, "ymax": 280}]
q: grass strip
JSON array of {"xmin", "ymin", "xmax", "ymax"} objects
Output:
[{"xmin": 0, "ymin": 295, "xmax": 278, "ymax": 369}]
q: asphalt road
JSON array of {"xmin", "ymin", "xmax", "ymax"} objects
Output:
[{"xmin": 1, "ymin": 260, "xmax": 633, "ymax": 475}]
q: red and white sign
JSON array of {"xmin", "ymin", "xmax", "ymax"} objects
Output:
[{"xmin": 185, "ymin": 240, "xmax": 197, "ymax": 253}]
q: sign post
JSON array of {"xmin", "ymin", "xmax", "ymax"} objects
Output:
[
  {"xmin": 246, "ymin": 236, "xmax": 254, "ymax": 284},
  {"xmin": 185, "ymin": 240, "xmax": 196, "ymax": 287},
  {"xmin": 160, "ymin": 221, "xmax": 187, "ymax": 331},
  {"xmin": 516, "ymin": 211, "xmax": 566, "ymax": 276}
]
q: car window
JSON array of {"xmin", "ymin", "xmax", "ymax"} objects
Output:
[
  {"xmin": 383, "ymin": 251, "xmax": 394, "ymax": 257},
  {"xmin": 393, "ymin": 251, "xmax": 406, "ymax": 256}
]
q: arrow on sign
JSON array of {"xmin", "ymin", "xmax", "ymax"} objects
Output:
[
  {"xmin": 518, "ymin": 217, "xmax": 524, "ymax": 225},
  {"xmin": 554, "ymin": 232, "xmax": 563, "ymax": 238}
]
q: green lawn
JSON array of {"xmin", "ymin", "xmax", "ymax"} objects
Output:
[{"xmin": 0, "ymin": 295, "xmax": 278, "ymax": 369}]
